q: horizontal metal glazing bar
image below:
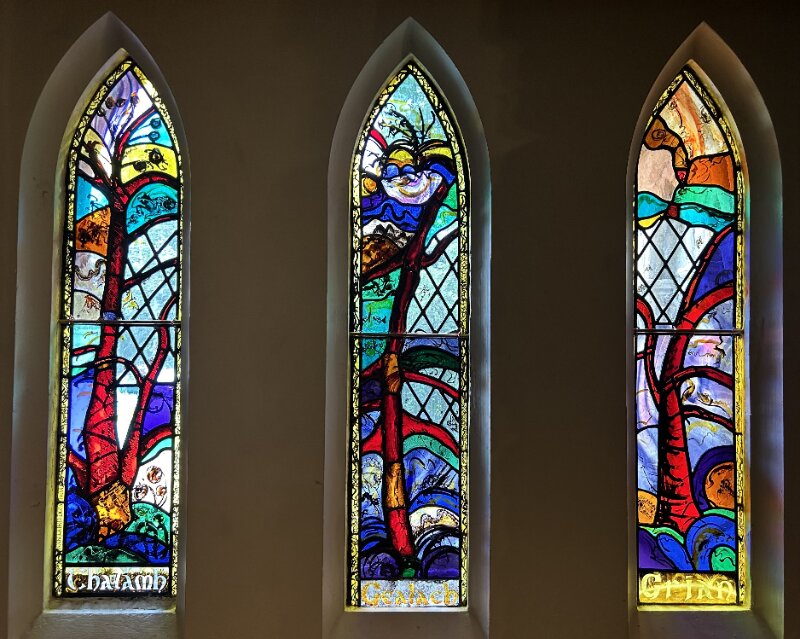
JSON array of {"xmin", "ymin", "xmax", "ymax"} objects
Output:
[
  {"xmin": 59, "ymin": 319, "xmax": 182, "ymax": 326},
  {"xmin": 635, "ymin": 328, "xmax": 743, "ymax": 335},
  {"xmin": 350, "ymin": 331, "xmax": 467, "ymax": 339}
]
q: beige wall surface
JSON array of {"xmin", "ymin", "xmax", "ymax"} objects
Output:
[{"xmin": 0, "ymin": 1, "xmax": 797, "ymax": 638}]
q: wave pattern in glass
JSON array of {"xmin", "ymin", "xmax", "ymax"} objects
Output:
[
  {"xmin": 348, "ymin": 62, "xmax": 469, "ymax": 608},
  {"xmin": 55, "ymin": 59, "xmax": 183, "ymax": 597},
  {"xmin": 634, "ymin": 65, "xmax": 746, "ymax": 606}
]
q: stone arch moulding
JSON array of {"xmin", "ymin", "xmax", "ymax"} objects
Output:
[
  {"xmin": 9, "ymin": 12, "xmax": 190, "ymax": 639},
  {"xmin": 626, "ymin": 22, "xmax": 782, "ymax": 639},
  {"xmin": 323, "ymin": 17, "xmax": 490, "ymax": 639}
]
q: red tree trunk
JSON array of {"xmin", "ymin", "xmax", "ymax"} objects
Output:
[
  {"xmin": 654, "ymin": 284, "xmax": 734, "ymax": 533},
  {"xmin": 84, "ymin": 199, "xmax": 127, "ymax": 496},
  {"xmin": 380, "ymin": 183, "xmax": 449, "ymax": 563},
  {"xmin": 82, "ymin": 197, "xmax": 132, "ymax": 538},
  {"xmin": 654, "ymin": 333, "xmax": 700, "ymax": 534}
]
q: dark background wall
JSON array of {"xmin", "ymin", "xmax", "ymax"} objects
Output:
[{"xmin": 0, "ymin": 1, "xmax": 797, "ymax": 637}]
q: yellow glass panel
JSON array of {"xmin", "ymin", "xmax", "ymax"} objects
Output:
[{"xmin": 120, "ymin": 144, "xmax": 178, "ymax": 183}]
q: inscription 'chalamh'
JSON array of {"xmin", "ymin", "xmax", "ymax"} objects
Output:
[{"xmin": 65, "ymin": 567, "xmax": 169, "ymax": 594}]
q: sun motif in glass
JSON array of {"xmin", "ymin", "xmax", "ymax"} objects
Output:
[{"xmin": 634, "ymin": 65, "xmax": 746, "ymax": 606}]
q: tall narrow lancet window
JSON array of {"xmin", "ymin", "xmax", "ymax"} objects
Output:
[
  {"xmin": 55, "ymin": 58, "xmax": 183, "ymax": 597},
  {"xmin": 634, "ymin": 65, "xmax": 746, "ymax": 606},
  {"xmin": 348, "ymin": 61, "xmax": 469, "ymax": 608}
]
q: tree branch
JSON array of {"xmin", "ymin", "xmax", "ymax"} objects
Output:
[
  {"xmin": 127, "ymin": 213, "xmax": 180, "ymax": 242},
  {"xmin": 362, "ymin": 186, "xmax": 453, "ymax": 282},
  {"xmin": 139, "ymin": 424, "xmax": 172, "ymax": 459},
  {"xmin": 679, "ymin": 225, "xmax": 734, "ymax": 315},
  {"xmin": 76, "ymin": 355, "xmax": 143, "ymax": 385},
  {"xmin": 671, "ymin": 366, "xmax": 733, "ymax": 389},
  {"xmin": 363, "ymin": 247, "xmax": 408, "ymax": 282},
  {"xmin": 123, "ymin": 173, "xmax": 179, "ymax": 200},
  {"xmin": 360, "ymin": 358, "xmax": 384, "ymax": 382},
  {"xmin": 67, "ymin": 451, "xmax": 89, "ymax": 492},
  {"xmin": 120, "ymin": 294, "xmax": 178, "ymax": 485},
  {"xmin": 360, "ymin": 399, "xmax": 381, "ymax": 412},
  {"xmin": 115, "ymin": 106, "xmax": 156, "ymax": 158},
  {"xmin": 361, "ymin": 410, "xmax": 459, "ymax": 456},
  {"xmin": 636, "ymin": 296, "xmax": 661, "ymax": 406},
  {"xmin": 682, "ymin": 405, "xmax": 734, "ymax": 432},
  {"xmin": 401, "ymin": 412, "xmax": 459, "ymax": 455},
  {"xmin": 676, "ymin": 284, "xmax": 734, "ymax": 330},
  {"xmin": 123, "ymin": 258, "xmax": 179, "ymax": 291},
  {"xmin": 421, "ymin": 229, "xmax": 458, "ymax": 268},
  {"xmin": 403, "ymin": 371, "xmax": 459, "ymax": 400},
  {"xmin": 78, "ymin": 157, "xmax": 115, "ymax": 196}
]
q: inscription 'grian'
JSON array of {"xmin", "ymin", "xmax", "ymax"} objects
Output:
[{"xmin": 640, "ymin": 572, "xmax": 737, "ymax": 603}]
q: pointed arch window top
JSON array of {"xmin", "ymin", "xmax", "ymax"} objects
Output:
[
  {"xmin": 348, "ymin": 61, "xmax": 470, "ymax": 609},
  {"xmin": 634, "ymin": 64, "xmax": 746, "ymax": 607},
  {"xmin": 351, "ymin": 61, "xmax": 468, "ymax": 337},
  {"xmin": 636, "ymin": 66, "xmax": 743, "ymax": 330},
  {"xmin": 55, "ymin": 57, "xmax": 183, "ymax": 597}
]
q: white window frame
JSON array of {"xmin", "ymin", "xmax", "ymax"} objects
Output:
[
  {"xmin": 626, "ymin": 22, "xmax": 783, "ymax": 639},
  {"xmin": 8, "ymin": 13, "xmax": 190, "ymax": 638}
]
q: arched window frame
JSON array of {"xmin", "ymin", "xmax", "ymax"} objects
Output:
[
  {"xmin": 8, "ymin": 14, "xmax": 189, "ymax": 638},
  {"xmin": 626, "ymin": 23, "xmax": 782, "ymax": 638},
  {"xmin": 323, "ymin": 18, "xmax": 490, "ymax": 638}
]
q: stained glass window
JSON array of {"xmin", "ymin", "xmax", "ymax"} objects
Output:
[
  {"xmin": 54, "ymin": 58, "xmax": 183, "ymax": 597},
  {"xmin": 348, "ymin": 61, "xmax": 469, "ymax": 608},
  {"xmin": 634, "ymin": 65, "xmax": 746, "ymax": 606}
]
